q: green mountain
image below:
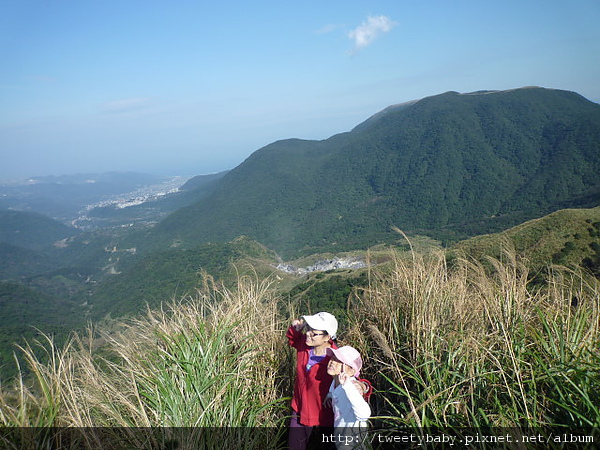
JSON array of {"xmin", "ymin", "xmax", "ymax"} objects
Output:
[
  {"xmin": 0, "ymin": 242, "xmax": 57, "ymax": 279},
  {"xmin": 2, "ymin": 86, "xmax": 600, "ymax": 381},
  {"xmin": 146, "ymin": 87, "xmax": 600, "ymax": 258},
  {"xmin": 86, "ymin": 236, "xmax": 280, "ymax": 320},
  {"xmin": 178, "ymin": 170, "xmax": 229, "ymax": 192},
  {"xmin": 0, "ymin": 210, "xmax": 79, "ymax": 251}
]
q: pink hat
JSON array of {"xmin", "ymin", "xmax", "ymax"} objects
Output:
[{"xmin": 327, "ymin": 346, "xmax": 363, "ymax": 377}]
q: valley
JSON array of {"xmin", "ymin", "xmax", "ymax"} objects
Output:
[
  {"xmin": 0, "ymin": 172, "xmax": 192, "ymax": 230},
  {"xmin": 73, "ymin": 175, "xmax": 188, "ymax": 228}
]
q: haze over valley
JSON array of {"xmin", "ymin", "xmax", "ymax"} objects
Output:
[{"xmin": 2, "ymin": 173, "xmax": 186, "ymax": 221}]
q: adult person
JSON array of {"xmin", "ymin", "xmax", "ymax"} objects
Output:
[{"xmin": 287, "ymin": 312, "xmax": 371, "ymax": 450}]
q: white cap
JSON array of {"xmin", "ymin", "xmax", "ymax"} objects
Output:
[{"xmin": 302, "ymin": 312, "xmax": 338, "ymax": 339}]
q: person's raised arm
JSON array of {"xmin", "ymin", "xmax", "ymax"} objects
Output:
[
  {"xmin": 286, "ymin": 318, "xmax": 306, "ymax": 348},
  {"xmin": 339, "ymin": 368, "xmax": 372, "ymax": 421}
]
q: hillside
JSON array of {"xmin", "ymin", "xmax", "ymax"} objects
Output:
[
  {"xmin": 0, "ymin": 281, "xmax": 85, "ymax": 379},
  {"xmin": 147, "ymin": 87, "xmax": 600, "ymax": 258},
  {"xmin": 0, "ymin": 210, "xmax": 80, "ymax": 251},
  {"xmin": 451, "ymin": 206, "xmax": 600, "ymax": 275},
  {"xmin": 2, "ymin": 86, "xmax": 600, "ymax": 381},
  {"xmin": 0, "ymin": 243, "xmax": 57, "ymax": 279},
  {"xmin": 2, "ymin": 241, "xmax": 598, "ymax": 436},
  {"xmin": 178, "ymin": 170, "xmax": 229, "ymax": 192},
  {"xmin": 86, "ymin": 236, "xmax": 281, "ymax": 320}
]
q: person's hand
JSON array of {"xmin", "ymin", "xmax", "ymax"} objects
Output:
[
  {"xmin": 339, "ymin": 365, "xmax": 350, "ymax": 385},
  {"xmin": 292, "ymin": 319, "xmax": 305, "ymax": 331},
  {"xmin": 351, "ymin": 380, "xmax": 366, "ymax": 393},
  {"xmin": 339, "ymin": 371, "xmax": 349, "ymax": 385}
]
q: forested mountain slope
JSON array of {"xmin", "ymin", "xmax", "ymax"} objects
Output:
[
  {"xmin": 146, "ymin": 87, "xmax": 600, "ymax": 257},
  {"xmin": 0, "ymin": 210, "xmax": 79, "ymax": 251}
]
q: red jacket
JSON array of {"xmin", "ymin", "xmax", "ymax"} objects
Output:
[{"xmin": 287, "ymin": 325, "xmax": 337, "ymax": 426}]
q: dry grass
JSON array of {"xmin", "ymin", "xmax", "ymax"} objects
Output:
[
  {"xmin": 347, "ymin": 241, "xmax": 600, "ymax": 430},
  {"xmin": 0, "ymin": 273, "xmax": 290, "ymax": 448},
  {"xmin": 1, "ymin": 243, "xmax": 599, "ymax": 447}
]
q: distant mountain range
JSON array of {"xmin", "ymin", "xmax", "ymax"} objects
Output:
[
  {"xmin": 144, "ymin": 87, "xmax": 600, "ymax": 257},
  {"xmin": 0, "ymin": 172, "xmax": 186, "ymax": 225}
]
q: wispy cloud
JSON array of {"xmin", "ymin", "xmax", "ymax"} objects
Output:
[
  {"xmin": 348, "ymin": 15, "xmax": 396, "ymax": 53},
  {"xmin": 100, "ymin": 97, "xmax": 152, "ymax": 114}
]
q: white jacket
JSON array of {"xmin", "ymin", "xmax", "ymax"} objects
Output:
[{"xmin": 328, "ymin": 376, "xmax": 371, "ymax": 428}]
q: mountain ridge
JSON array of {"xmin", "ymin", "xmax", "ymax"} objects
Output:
[
  {"xmin": 146, "ymin": 87, "xmax": 600, "ymax": 257},
  {"xmin": 450, "ymin": 206, "xmax": 600, "ymax": 273},
  {"xmin": 0, "ymin": 210, "xmax": 80, "ymax": 251}
]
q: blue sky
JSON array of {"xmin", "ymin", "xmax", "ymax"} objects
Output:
[{"xmin": 1, "ymin": 0, "xmax": 599, "ymax": 180}]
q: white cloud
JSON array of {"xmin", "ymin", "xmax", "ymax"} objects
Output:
[{"xmin": 348, "ymin": 15, "xmax": 396, "ymax": 52}]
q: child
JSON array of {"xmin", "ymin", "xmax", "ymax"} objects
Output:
[
  {"xmin": 325, "ymin": 346, "xmax": 371, "ymax": 449},
  {"xmin": 287, "ymin": 313, "xmax": 372, "ymax": 450},
  {"xmin": 287, "ymin": 312, "xmax": 339, "ymax": 450}
]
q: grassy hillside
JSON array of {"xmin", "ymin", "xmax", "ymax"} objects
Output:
[
  {"xmin": 85, "ymin": 238, "xmax": 422, "ymax": 326},
  {"xmin": 451, "ymin": 206, "xmax": 600, "ymax": 276},
  {"xmin": 0, "ymin": 234, "xmax": 285, "ymax": 380},
  {"xmin": 146, "ymin": 87, "xmax": 600, "ymax": 257},
  {"xmin": 1, "ymin": 86, "xmax": 600, "ymax": 411},
  {"xmin": 1, "ymin": 248, "xmax": 598, "ymax": 447}
]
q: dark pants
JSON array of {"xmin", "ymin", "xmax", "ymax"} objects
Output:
[
  {"xmin": 288, "ymin": 411, "xmax": 336, "ymax": 450},
  {"xmin": 288, "ymin": 410, "xmax": 313, "ymax": 450}
]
